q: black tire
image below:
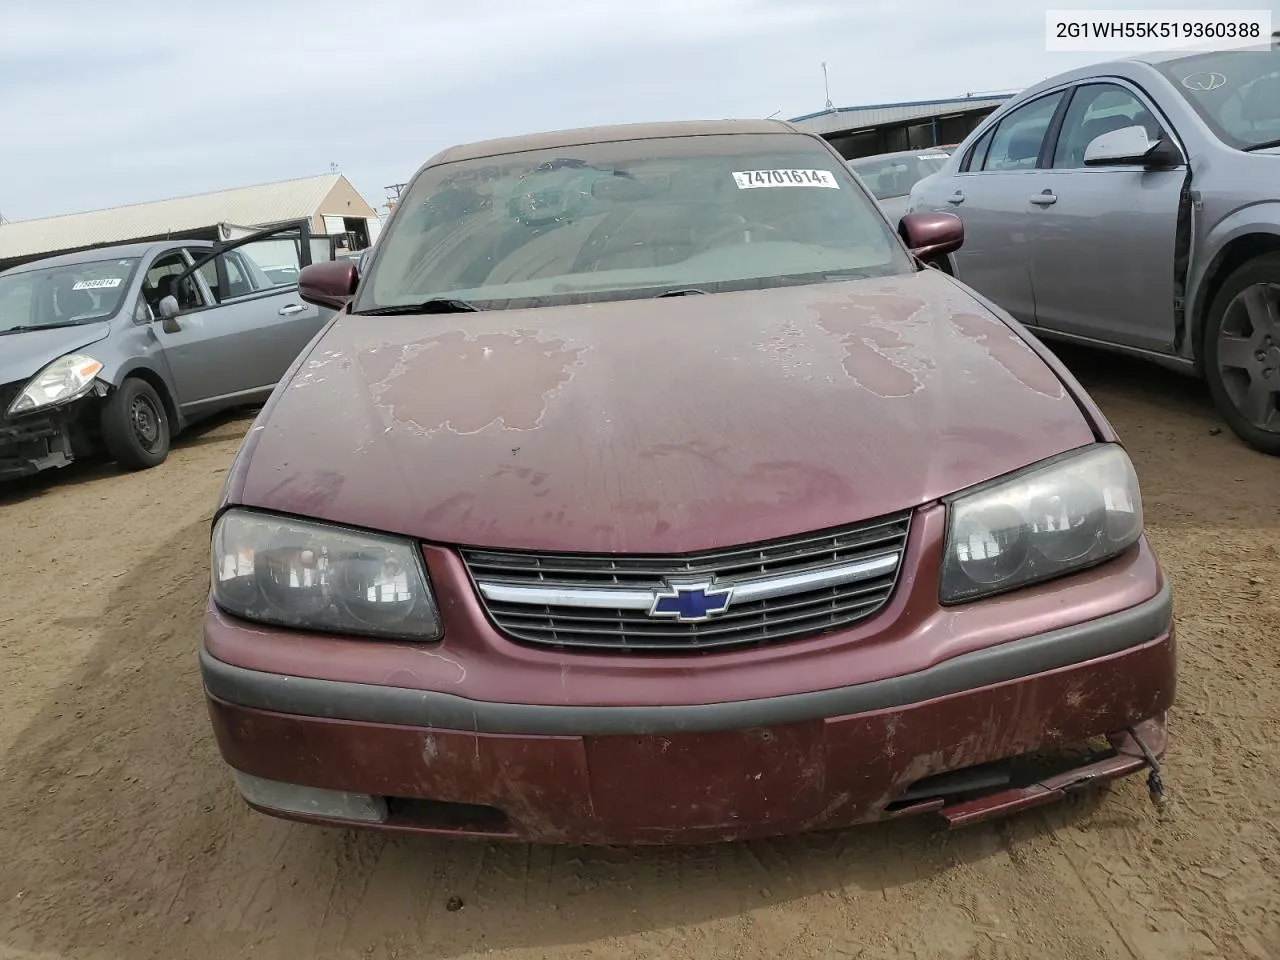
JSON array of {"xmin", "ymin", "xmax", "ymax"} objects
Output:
[
  {"xmin": 100, "ymin": 378, "xmax": 171, "ymax": 471},
  {"xmin": 1203, "ymin": 252, "xmax": 1280, "ymax": 456}
]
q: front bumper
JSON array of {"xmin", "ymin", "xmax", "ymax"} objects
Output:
[
  {"xmin": 202, "ymin": 582, "xmax": 1176, "ymax": 844},
  {"xmin": 0, "ymin": 411, "xmax": 74, "ymax": 480}
]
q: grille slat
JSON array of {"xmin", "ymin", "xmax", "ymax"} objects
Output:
[
  {"xmin": 462, "ymin": 512, "xmax": 911, "ymax": 653},
  {"xmin": 487, "ymin": 592, "xmax": 887, "ymax": 641},
  {"xmin": 486, "ymin": 577, "xmax": 894, "ymax": 631},
  {"xmin": 464, "ymin": 516, "xmax": 909, "ymax": 586}
]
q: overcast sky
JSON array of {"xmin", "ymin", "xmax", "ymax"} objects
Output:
[{"xmin": 2, "ymin": 0, "xmax": 1275, "ymax": 221}]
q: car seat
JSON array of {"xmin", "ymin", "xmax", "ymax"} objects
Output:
[
  {"xmin": 156, "ymin": 273, "xmax": 201, "ymax": 310},
  {"xmin": 1004, "ymin": 127, "xmax": 1045, "ymax": 166}
]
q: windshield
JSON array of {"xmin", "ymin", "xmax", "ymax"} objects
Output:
[
  {"xmin": 849, "ymin": 151, "xmax": 953, "ymax": 200},
  {"xmin": 1155, "ymin": 47, "xmax": 1280, "ymax": 150},
  {"xmin": 0, "ymin": 257, "xmax": 140, "ymax": 333},
  {"xmin": 358, "ymin": 133, "xmax": 913, "ymax": 312}
]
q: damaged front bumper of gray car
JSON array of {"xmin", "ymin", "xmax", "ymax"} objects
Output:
[{"xmin": 0, "ymin": 380, "xmax": 107, "ymax": 481}]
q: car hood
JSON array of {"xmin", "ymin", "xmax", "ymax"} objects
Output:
[
  {"xmin": 231, "ymin": 270, "xmax": 1096, "ymax": 553},
  {"xmin": 0, "ymin": 321, "xmax": 112, "ymax": 388}
]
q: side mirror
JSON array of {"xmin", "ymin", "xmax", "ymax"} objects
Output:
[
  {"xmin": 158, "ymin": 295, "xmax": 182, "ymax": 333},
  {"xmin": 898, "ymin": 211, "xmax": 964, "ymax": 261},
  {"xmin": 1083, "ymin": 124, "xmax": 1179, "ymax": 168},
  {"xmin": 298, "ymin": 260, "xmax": 359, "ymax": 310}
]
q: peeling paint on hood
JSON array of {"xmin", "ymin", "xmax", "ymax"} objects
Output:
[{"xmin": 230, "ymin": 270, "xmax": 1095, "ymax": 553}]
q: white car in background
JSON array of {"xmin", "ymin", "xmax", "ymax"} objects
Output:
[{"xmin": 848, "ymin": 147, "xmax": 955, "ymax": 222}]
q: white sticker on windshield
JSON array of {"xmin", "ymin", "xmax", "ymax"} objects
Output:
[
  {"xmin": 917, "ymin": 154, "xmax": 949, "ymax": 160},
  {"xmin": 733, "ymin": 169, "xmax": 839, "ymax": 189},
  {"xmin": 72, "ymin": 278, "xmax": 123, "ymax": 290}
]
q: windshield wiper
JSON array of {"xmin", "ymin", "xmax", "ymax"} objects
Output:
[
  {"xmin": 0, "ymin": 320, "xmax": 95, "ymax": 336},
  {"xmin": 656, "ymin": 288, "xmax": 710, "ymax": 297},
  {"xmin": 356, "ymin": 298, "xmax": 482, "ymax": 316},
  {"xmin": 1243, "ymin": 138, "xmax": 1280, "ymax": 152}
]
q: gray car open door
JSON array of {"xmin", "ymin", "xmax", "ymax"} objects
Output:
[{"xmin": 156, "ymin": 225, "xmax": 336, "ymax": 419}]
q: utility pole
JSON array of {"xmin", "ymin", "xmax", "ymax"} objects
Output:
[
  {"xmin": 383, "ymin": 183, "xmax": 407, "ymax": 215},
  {"xmin": 821, "ymin": 62, "xmax": 834, "ymax": 111}
]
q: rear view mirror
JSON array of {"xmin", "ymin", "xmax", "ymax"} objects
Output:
[
  {"xmin": 898, "ymin": 211, "xmax": 964, "ymax": 261},
  {"xmin": 158, "ymin": 295, "xmax": 181, "ymax": 333},
  {"xmin": 298, "ymin": 260, "xmax": 359, "ymax": 310},
  {"xmin": 1083, "ymin": 124, "xmax": 1179, "ymax": 167}
]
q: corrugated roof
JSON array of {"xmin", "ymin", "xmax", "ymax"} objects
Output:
[
  {"xmin": 0, "ymin": 173, "xmax": 347, "ymax": 262},
  {"xmin": 789, "ymin": 96, "xmax": 1015, "ymax": 137}
]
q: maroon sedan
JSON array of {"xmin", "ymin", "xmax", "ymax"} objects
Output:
[{"xmin": 201, "ymin": 120, "xmax": 1175, "ymax": 844}]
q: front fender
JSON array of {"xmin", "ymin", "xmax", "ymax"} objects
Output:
[
  {"xmin": 1187, "ymin": 203, "xmax": 1280, "ymax": 348},
  {"xmin": 941, "ymin": 274, "xmax": 1119, "ymax": 444},
  {"xmin": 103, "ymin": 357, "xmax": 183, "ymax": 429}
]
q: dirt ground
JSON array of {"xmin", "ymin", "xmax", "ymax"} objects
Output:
[{"xmin": 0, "ymin": 344, "xmax": 1277, "ymax": 960}]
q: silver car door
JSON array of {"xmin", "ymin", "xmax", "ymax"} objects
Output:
[
  {"xmin": 157, "ymin": 237, "xmax": 318, "ymax": 420},
  {"xmin": 1026, "ymin": 80, "xmax": 1187, "ymax": 352},
  {"xmin": 916, "ymin": 91, "xmax": 1066, "ymax": 325},
  {"xmin": 143, "ymin": 249, "xmax": 256, "ymax": 414},
  {"xmin": 193, "ymin": 231, "xmax": 329, "ymax": 380}
]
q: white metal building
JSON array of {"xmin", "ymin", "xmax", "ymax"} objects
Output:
[{"xmin": 0, "ymin": 174, "xmax": 380, "ymax": 271}]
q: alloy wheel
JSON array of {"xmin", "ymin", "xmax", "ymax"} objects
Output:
[{"xmin": 1215, "ymin": 280, "xmax": 1280, "ymax": 432}]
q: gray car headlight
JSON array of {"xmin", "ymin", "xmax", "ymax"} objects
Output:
[
  {"xmin": 940, "ymin": 444, "xmax": 1143, "ymax": 604},
  {"xmin": 211, "ymin": 509, "xmax": 442, "ymax": 640},
  {"xmin": 7, "ymin": 353, "xmax": 104, "ymax": 416}
]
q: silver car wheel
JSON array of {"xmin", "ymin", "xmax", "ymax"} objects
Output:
[{"xmin": 1215, "ymin": 280, "xmax": 1280, "ymax": 432}]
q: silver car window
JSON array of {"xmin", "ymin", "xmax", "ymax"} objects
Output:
[
  {"xmin": 961, "ymin": 126, "xmax": 997, "ymax": 172},
  {"xmin": 980, "ymin": 92, "xmax": 1065, "ymax": 172},
  {"xmin": 1052, "ymin": 84, "xmax": 1163, "ymax": 168},
  {"xmin": 144, "ymin": 253, "xmax": 206, "ymax": 313}
]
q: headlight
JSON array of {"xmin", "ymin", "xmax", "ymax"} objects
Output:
[
  {"xmin": 211, "ymin": 509, "xmax": 442, "ymax": 641},
  {"xmin": 940, "ymin": 444, "xmax": 1143, "ymax": 604},
  {"xmin": 7, "ymin": 353, "xmax": 104, "ymax": 416}
]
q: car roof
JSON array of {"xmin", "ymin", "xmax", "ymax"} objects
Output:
[
  {"xmin": 2, "ymin": 239, "xmax": 213, "ymax": 273},
  {"xmin": 849, "ymin": 146, "xmax": 955, "ymax": 165},
  {"xmin": 425, "ymin": 118, "xmax": 804, "ymax": 166},
  {"xmin": 1011, "ymin": 43, "xmax": 1276, "ymax": 102}
]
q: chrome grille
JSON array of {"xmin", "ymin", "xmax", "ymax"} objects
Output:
[{"xmin": 461, "ymin": 512, "xmax": 911, "ymax": 652}]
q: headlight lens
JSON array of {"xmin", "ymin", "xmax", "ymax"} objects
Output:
[
  {"xmin": 7, "ymin": 353, "xmax": 104, "ymax": 416},
  {"xmin": 211, "ymin": 509, "xmax": 442, "ymax": 640},
  {"xmin": 940, "ymin": 444, "xmax": 1143, "ymax": 604}
]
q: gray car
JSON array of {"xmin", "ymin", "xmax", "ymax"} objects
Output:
[
  {"xmin": 0, "ymin": 228, "xmax": 334, "ymax": 480},
  {"xmin": 848, "ymin": 146, "xmax": 954, "ymax": 223},
  {"xmin": 909, "ymin": 43, "xmax": 1280, "ymax": 454}
]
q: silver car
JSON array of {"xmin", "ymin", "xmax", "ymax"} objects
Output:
[
  {"xmin": 848, "ymin": 147, "xmax": 954, "ymax": 223},
  {"xmin": 0, "ymin": 228, "xmax": 334, "ymax": 479},
  {"xmin": 910, "ymin": 43, "xmax": 1280, "ymax": 454}
]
